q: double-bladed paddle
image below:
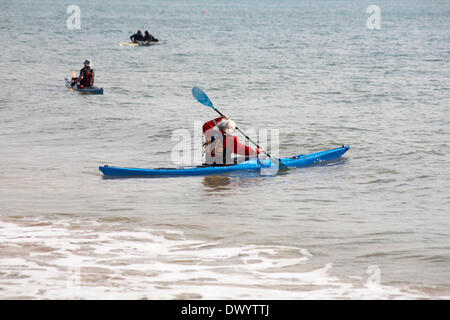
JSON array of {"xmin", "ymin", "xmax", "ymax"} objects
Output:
[{"xmin": 192, "ymin": 86, "xmax": 287, "ymax": 169}]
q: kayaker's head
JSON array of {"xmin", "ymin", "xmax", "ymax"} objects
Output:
[
  {"xmin": 144, "ymin": 30, "xmax": 150, "ymax": 35},
  {"xmin": 218, "ymin": 119, "xmax": 236, "ymax": 135},
  {"xmin": 83, "ymin": 59, "xmax": 93, "ymax": 68},
  {"xmin": 137, "ymin": 30, "xmax": 143, "ymax": 35}
]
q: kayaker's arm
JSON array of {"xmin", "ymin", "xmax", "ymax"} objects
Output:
[
  {"xmin": 76, "ymin": 68, "xmax": 84, "ymax": 82},
  {"xmin": 228, "ymin": 136, "xmax": 262, "ymax": 157},
  {"xmin": 202, "ymin": 116, "xmax": 227, "ymax": 134}
]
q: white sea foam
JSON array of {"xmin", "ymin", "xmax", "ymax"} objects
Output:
[{"xmin": 0, "ymin": 217, "xmax": 439, "ymax": 300}]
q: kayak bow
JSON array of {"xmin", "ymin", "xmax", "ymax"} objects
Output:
[{"xmin": 99, "ymin": 145, "xmax": 349, "ymax": 178}]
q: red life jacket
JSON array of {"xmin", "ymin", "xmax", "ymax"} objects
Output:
[{"xmin": 80, "ymin": 68, "xmax": 94, "ymax": 88}]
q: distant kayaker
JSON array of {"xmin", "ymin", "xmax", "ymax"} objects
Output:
[
  {"xmin": 130, "ymin": 30, "xmax": 144, "ymax": 43},
  {"xmin": 143, "ymin": 30, "xmax": 158, "ymax": 42},
  {"xmin": 72, "ymin": 59, "xmax": 95, "ymax": 88},
  {"xmin": 203, "ymin": 116, "xmax": 262, "ymax": 165}
]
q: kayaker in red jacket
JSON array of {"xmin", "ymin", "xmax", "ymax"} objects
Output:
[
  {"xmin": 203, "ymin": 116, "xmax": 262, "ymax": 165},
  {"xmin": 73, "ymin": 59, "xmax": 95, "ymax": 88}
]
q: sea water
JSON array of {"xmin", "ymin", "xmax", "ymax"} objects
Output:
[{"xmin": 0, "ymin": 0, "xmax": 449, "ymax": 299}]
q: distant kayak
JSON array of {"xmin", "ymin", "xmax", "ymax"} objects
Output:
[
  {"xmin": 119, "ymin": 40, "xmax": 165, "ymax": 47},
  {"xmin": 65, "ymin": 78, "xmax": 103, "ymax": 95},
  {"xmin": 99, "ymin": 145, "xmax": 350, "ymax": 178}
]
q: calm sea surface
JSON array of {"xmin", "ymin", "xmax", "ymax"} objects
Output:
[{"xmin": 0, "ymin": 0, "xmax": 449, "ymax": 299}]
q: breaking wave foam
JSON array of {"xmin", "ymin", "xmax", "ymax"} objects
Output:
[{"xmin": 0, "ymin": 216, "xmax": 438, "ymax": 299}]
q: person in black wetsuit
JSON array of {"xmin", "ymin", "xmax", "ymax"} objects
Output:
[
  {"xmin": 143, "ymin": 30, "xmax": 159, "ymax": 42},
  {"xmin": 130, "ymin": 30, "xmax": 144, "ymax": 43}
]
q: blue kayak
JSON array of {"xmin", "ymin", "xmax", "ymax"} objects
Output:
[
  {"xmin": 99, "ymin": 145, "xmax": 349, "ymax": 178},
  {"xmin": 65, "ymin": 78, "xmax": 103, "ymax": 95}
]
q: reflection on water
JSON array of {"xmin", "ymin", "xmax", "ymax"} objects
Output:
[
  {"xmin": 200, "ymin": 157, "xmax": 350, "ymax": 192},
  {"xmin": 202, "ymin": 172, "xmax": 274, "ymax": 193},
  {"xmin": 202, "ymin": 175, "xmax": 232, "ymax": 191}
]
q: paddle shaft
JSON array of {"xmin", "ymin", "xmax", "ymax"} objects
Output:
[
  {"xmin": 211, "ymin": 107, "xmax": 272, "ymax": 158},
  {"xmin": 192, "ymin": 86, "xmax": 286, "ymax": 168}
]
